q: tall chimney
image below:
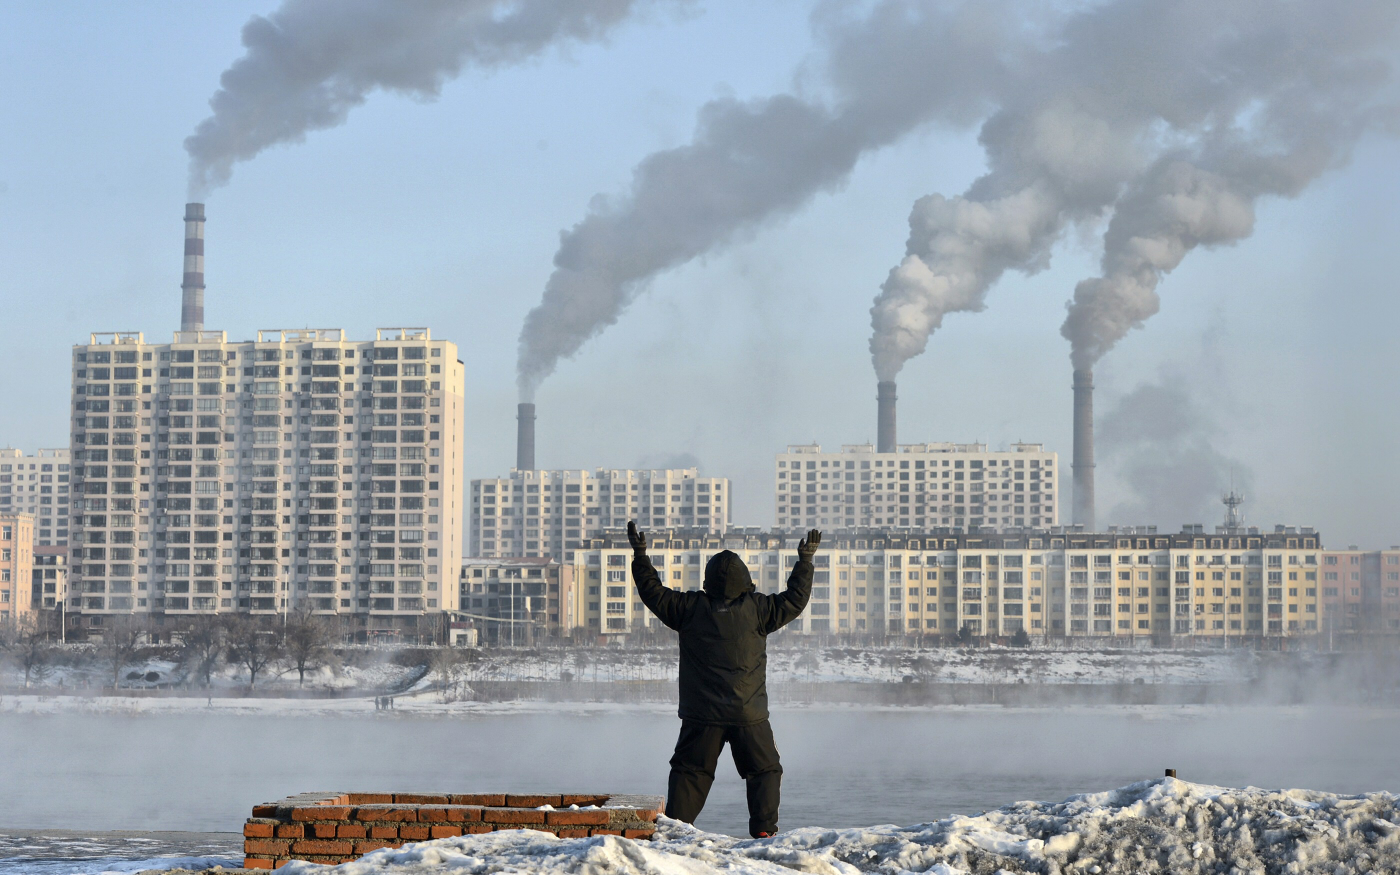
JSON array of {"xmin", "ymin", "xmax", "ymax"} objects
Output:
[
  {"xmin": 877, "ymin": 381, "xmax": 897, "ymax": 453},
  {"xmin": 516, "ymin": 402, "xmax": 536, "ymax": 470},
  {"xmin": 1072, "ymin": 368, "xmax": 1095, "ymax": 530},
  {"xmin": 181, "ymin": 203, "xmax": 206, "ymax": 332}
]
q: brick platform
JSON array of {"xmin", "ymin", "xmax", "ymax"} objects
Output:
[{"xmin": 242, "ymin": 791, "xmax": 665, "ymax": 868}]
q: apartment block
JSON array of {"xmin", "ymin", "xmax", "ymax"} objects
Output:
[
  {"xmin": 0, "ymin": 449, "xmax": 70, "ymax": 545},
  {"xmin": 67, "ymin": 327, "xmax": 464, "ymax": 640},
  {"xmin": 568, "ymin": 523, "xmax": 1325, "ymax": 643},
  {"xmin": 1318, "ymin": 546, "xmax": 1400, "ymax": 637},
  {"xmin": 776, "ymin": 443, "xmax": 1059, "ymax": 533},
  {"xmin": 458, "ymin": 557, "xmax": 575, "ymax": 643},
  {"xmin": 471, "ymin": 468, "xmax": 730, "ymax": 560},
  {"xmin": 0, "ymin": 514, "xmax": 35, "ymax": 621}
]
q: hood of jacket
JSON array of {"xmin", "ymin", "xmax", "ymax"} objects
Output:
[{"xmin": 703, "ymin": 550, "xmax": 754, "ymax": 600}]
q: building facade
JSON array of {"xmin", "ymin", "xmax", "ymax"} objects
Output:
[
  {"xmin": 458, "ymin": 557, "xmax": 575, "ymax": 643},
  {"xmin": 0, "ymin": 514, "xmax": 35, "ymax": 622},
  {"xmin": 0, "ymin": 449, "xmax": 70, "ymax": 546},
  {"xmin": 565, "ymin": 523, "xmax": 1328, "ymax": 644},
  {"xmin": 776, "ymin": 443, "xmax": 1059, "ymax": 533},
  {"xmin": 67, "ymin": 327, "xmax": 464, "ymax": 640},
  {"xmin": 33, "ymin": 544, "xmax": 69, "ymax": 619},
  {"xmin": 470, "ymin": 468, "xmax": 730, "ymax": 561},
  {"xmin": 1318, "ymin": 546, "xmax": 1400, "ymax": 638}
]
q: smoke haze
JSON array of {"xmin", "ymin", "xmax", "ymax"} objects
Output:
[
  {"xmin": 1098, "ymin": 371, "xmax": 1251, "ymax": 529},
  {"xmin": 184, "ymin": 0, "xmax": 674, "ymax": 198}
]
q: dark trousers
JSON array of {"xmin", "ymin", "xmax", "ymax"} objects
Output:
[{"xmin": 666, "ymin": 719, "xmax": 783, "ymax": 837}]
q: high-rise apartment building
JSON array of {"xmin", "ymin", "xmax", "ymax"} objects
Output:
[
  {"xmin": 0, "ymin": 514, "xmax": 35, "ymax": 622},
  {"xmin": 68, "ymin": 327, "xmax": 464, "ymax": 640},
  {"xmin": 776, "ymin": 443, "xmax": 1059, "ymax": 532},
  {"xmin": 568, "ymin": 523, "xmax": 1325, "ymax": 643},
  {"xmin": 470, "ymin": 468, "xmax": 730, "ymax": 560},
  {"xmin": 0, "ymin": 449, "xmax": 70, "ymax": 545}
]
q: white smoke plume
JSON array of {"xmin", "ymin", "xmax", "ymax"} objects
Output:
[
  {"xmin": 185, "ymin": 0, "xmax": 673, "ymax": 198},
  {"xmin": 877, "ymin": 0, "xmax": 1400, "ymax": 381},
  {"xmin": 515, "ymin": 0, "xmax": 1023, "ymax": 400}
]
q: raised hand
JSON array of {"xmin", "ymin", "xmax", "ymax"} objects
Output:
[
  {"xmin": 627, "ymin": 520, "xmax": 648, "ymax": 554},
  {"xmin": 797, "ymin": 529, "xmax": 822, "ymax": 562}
]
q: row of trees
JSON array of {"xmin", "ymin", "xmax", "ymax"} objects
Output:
[{"xmin": 0, "ymin": 608, "xmax": 339, "ymax": 691}]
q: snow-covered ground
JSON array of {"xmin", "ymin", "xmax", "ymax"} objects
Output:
[
  {"xmin": 463, "ymin": 646, "xmax": 1257, "ymax": 685},
  {"xmin": 225, "ymin": 778, "xmax": 1398, "ymax": 875}
]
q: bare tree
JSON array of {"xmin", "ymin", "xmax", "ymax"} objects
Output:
[
  {"xmin": 283, "ymin": 606, "xmax": 335, "ymax": 687},
  {"xmin": 0, "ymin": 614, "xmax": 57, "ymax": 689},
  {"xmin": 429, "ymin": 645, "xmax": 468, "ymax": 703},
  {"xmin": 180, "ymin": 615, "xmax": 227, "ymax": 690},
  {"xmin": 100, "ymin": 615, "xmax": 146, "ymax": 689},
  {"xmin": 226, "ymin": 615, "xmax": 283, "ymax": 690}
]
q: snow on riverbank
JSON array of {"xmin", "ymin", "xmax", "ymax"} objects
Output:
[{"xmin": 256, "ymin": 778, "xmax": 1399, "ymax": 875}]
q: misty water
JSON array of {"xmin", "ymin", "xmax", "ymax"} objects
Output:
[{"xmin": 1, "ymin": 706, "xmax": 1397, "ymax": 841}]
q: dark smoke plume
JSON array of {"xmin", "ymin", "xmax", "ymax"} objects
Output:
[
  {"xmin": 1099, "ymin": 372, "xmax": 1250, "ymax": 529},
  {"xmin": 185, "ymin": 0, "xmax": 673, "ymax": 198}
]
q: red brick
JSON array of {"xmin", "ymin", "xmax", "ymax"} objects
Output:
[
  {"xmin": 272, "ymin": 861, "xmax": 291, "ymax": 869},
  {"xmin": 561, "ymin": 795, "xmax": 610, "ymax": 807},
  {"xmin": 244, "ymin": 839, "xmax": 291, "ymax": 856},
  {"xmin": 275, "ymin": 825, "xmax": 304, "ymax": 839},
  {"xmin": 399, "ymin": 825, "xmax": 431, "ymax": 841},
  {"xmin": 252, "ymin": 804, "xmax": 279, "ymax": 818},
  {"xmin": 591, "ymin": 829, "xmax": 622, "ymax": 836},
  {"xmin": 546, "ymin": 810, "xmax": 609, "ymax": 826},
  {"xmin": 556, "ymin": 829, "xmax": 589, "ymax": 838},
  {"xmin": 395, "ymin": 793, "xmax": 450, "ymax": 804},
  {"xmin": 445, "ymin": 806, "xmax": 483, "ymax": 823},
  {"xmin": 337, "ymin": 824, "xmax": 367, "ymax": 838},
  {"xmin": 311, "ymin": 824, "xmax": 339, "ymax": 838},
  {"xmin": 355, "ymin": 806, "xmax": 417, "ymax": 822},
  {"xmin": 630, "ymin": 807, "xmax": 660, "ymax": 822},
  {"xmin": 450, "ymin": 794, "xmax": 505, "ymax": 806},
  {"xmin": 430, "ymin": 826, "xmax": 462, "ymax": 839},
  {"xmin": 416, "ymin": 807, "xmax": 449, "ymax": 822},
  {"xmin": 485, "ymin": 808, "xmax": 545, "ymax": 824},
  {"xmin": 291, "ymin": 805, "xmax": 351, "ymax": 822},
  {"xmin": 244, "ymin": 822, "xmax": 274, "ymax": 838},
  {"xmin": 507, "ymin": 794, "xmax": 562, "ymax": 808},
  {"xmin": 370, "ymin": 826, "xmax": 398, "ymax": 839},
  {"xmin": 349, "ymin": 793, "xmax": 393, "ymax": 805},
  {"xmin": 466, "ymin": 825, "xmax": 493, "ymax": 834},
  {"xmin": 291, "ymin": 839, "xmax": 353, "ymax": 855},
  {"xmin": 623, "ymin": 829, "xmax": 655, "ymax": 839},
  {"xmin": 244, "ymin": 857, "xmax": 274, "ymax": 870},
  {"xmin": 355, "ymin": 840, "xmax": 399, "ymax": 853}
]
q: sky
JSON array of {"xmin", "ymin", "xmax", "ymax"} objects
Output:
[{"xmin": 1, "ymin": 1, "xmax": 1398, "ymax": 546}]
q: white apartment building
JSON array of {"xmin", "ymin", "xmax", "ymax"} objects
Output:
[
  {"xmin": 569, "ymin": 524, "xmax": 1324, "ymax": 643},
  {"xmin": 776, "ymin": 443, "xmax": 1059, "ymax": 532},
  {"xmin": 68, "ymin": 327, "xmax": 464, "ymax": 640},
  {"xmin": 470, "ymin": 468, "xmax": 730, "ymax": 560},
  {"xmin": 0, "ymin": 449, "xmax": 71, "ymax": 545}
]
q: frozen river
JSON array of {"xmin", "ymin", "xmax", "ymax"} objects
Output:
[{"xmin": 0, "ymin": 705, "xmax": 1395, "ymax": 841}]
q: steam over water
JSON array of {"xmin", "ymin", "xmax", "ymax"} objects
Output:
[{"xmin": 0, "ymin": 707, "xmax": 1395, "ymax": 838}]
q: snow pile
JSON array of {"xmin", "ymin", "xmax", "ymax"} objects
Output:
[{"xmin": 270, "ymin": 779, "xmax": 1400, "ymax": 875}]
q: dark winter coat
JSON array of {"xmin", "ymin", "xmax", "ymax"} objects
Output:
[{"xmin": 632, "ymin": 549, "xmax": 812, "ymax": 725}]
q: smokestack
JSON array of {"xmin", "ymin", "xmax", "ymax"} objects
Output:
[
  {"xmin": 516, "ymin": 402, "xmax": 536, "ymax": 470},
  {"xmin": 877, "ymin": 380, "xmax": 897, "ymax": 453},
  {"xmin": 1072, "ymin": 368, "xmax": 1095, "ymax": 530},
  {"xmin": 181, "ymin": 203, "xmax": 206, "ymax": 332}
]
